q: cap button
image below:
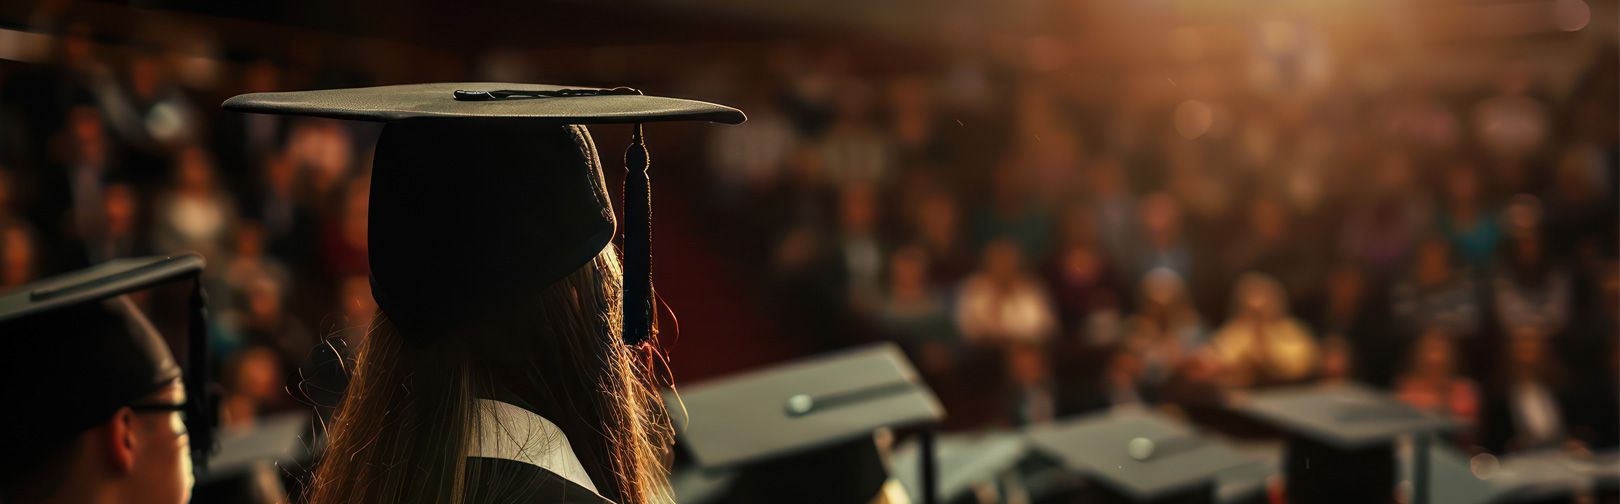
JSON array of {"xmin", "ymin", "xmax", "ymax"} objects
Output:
[
  {"xmin": 1128, "ymin": 437, "xmax": 1156, "ymax": 461},
  {"xmin": 786, "ymin": 394, "xmax": 814, "ymax": 415}
]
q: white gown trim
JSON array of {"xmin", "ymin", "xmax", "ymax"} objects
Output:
[{"xmin": 467, "ymin": 398, "xmax": 601, "ymax": 494}]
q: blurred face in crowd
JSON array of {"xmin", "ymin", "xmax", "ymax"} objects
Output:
[
  {"xmin": 234, "ymin": 348, "xmax": 283, "ymax": 401},
  {"xmin": 888, "ymin": 246, "xmax": 929, "ymax": 295},
  {"xmin": 1325, "ymin": 265, "xmax": 1363, "ymax": 315},
  {"xmin": 839, "ymin": 184, "xmax": 877, "ymax": 235},
  {"xmin": 103, "ymin": 184, "xmax": 137, "ymax": 237},
  {"xmin": 1235, "ymin": 274, "xmax": 1285, "ymax": 321},
  {"xmin": 1060, "ymin": 246, "xmax": 1102, "ymax": 284},
  {"xmin": 1443, "ymin": 164, "xmax": 1481, "ymax": 210},
  {"xmin": 246, "ymin": 274, "xmax": 284, "ymax": 328},
  {"xmin": 1139, "ymin": 193, "xmax": 1182, "ymax": 246},
  {"xmin": 983, "ymin": 240, "xmax": 1023, "ymax": 284},
  {"xmin": 176, "ymin": 147, "xmax": 213, "ymax": 193},
  {"xmin": 60, "ymin": 23, "xmax": 95, "ymax": 70},
  {"xmin": 235, "ymin": 222, "xmax": 265, "ymax": 259},
  {"xmin": 1, "ymin": 226, "xmax": 34, "ymax": 287},
  {"xmin": 1416, "ymin": 239, "xmax": 1454, "ymax": 285},
  {"xmin": 1008, "ymin": 345, "xmax": 1049, "ymax": 386},
  {"xmin": 242, "ymin": 59, "xmax": 280, "ymax": 94},
  {"xmin": 68, "ymin": 106, "xmax": 107, "ymax": 165},
  {"xmin": 1413, "ymin": 329, "xmax": 1455, "ymax": 379},
  {"xmin": 1504, "ymin": 195, "xmax": 1542, "ymax": 237},
  {"xmin": 130, "ymin": 55, "xmax": 163, "ymax": 101},
  {"xmin": 264, "ymin": 153, "xmax": 297, "ymax": 196},
  {"xmin": 1141, "ymin": 268, "xmax": 1187, "ymax": 314},
  {"xmin": 917, "ymin": 192, "xmax": 958, "ymax": 249},
  {"xmin": 1249, "ymin": 198, "xmax": 1285, "ymax": 242},
  {"xmin": 1107, "ymin": 349, "xmax": 1144, "ymax": 386},
  {"xmin": 1507, "ymin": 329, "xmax": 1548, "ymax": 380}
]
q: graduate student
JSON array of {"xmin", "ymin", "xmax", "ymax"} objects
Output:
[
  {"xmin": 0, "ymin": 254, "xmax": 212, "ymax": 504},
  {"xmin": 222, "ymin": 83, "xmax": 743, "ymax": 504}
]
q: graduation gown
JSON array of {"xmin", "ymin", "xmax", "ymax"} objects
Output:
[{"xmin": 462, "ymin": 398, "xmax": 613, "ymax": 504}]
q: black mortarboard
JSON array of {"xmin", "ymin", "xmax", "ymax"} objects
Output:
[
  {"xmin": 0, "ymin": 254, "xmax": 214, "ymax": 479},
  {"xmin": 1427, "ymin": 445, "xmax": 1620, "ymax": 504},
  {"xmin": 1231, "ymin": 383, "xmax": 1457, "ymax": 504},
  {"xmin": 222, "ymin": 83, "xmax": 744, "ymax": 344},
  {"xmin": 668, "ymin": 343, "xmax": 945, "ymax": 504},
  {"xmin": 1028, "ymin": 412, "xmax": 1262, "ymax": 504}
]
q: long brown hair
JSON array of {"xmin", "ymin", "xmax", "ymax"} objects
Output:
[{"xmin": 306, "ymin": 246, "xmax": 673, "ymax": 504}]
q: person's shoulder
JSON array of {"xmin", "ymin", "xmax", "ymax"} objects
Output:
[{"xmin": 461, "ymin": 457, "xmax": 614, "ymax": 504}]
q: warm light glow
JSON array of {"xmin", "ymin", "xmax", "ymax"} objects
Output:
[
  {"xmin": 1553, "ymin": 0, "xmax": 1591, "ymax": 32},
  {"xmin": 1173, "ymin": 100, "xmax": 1214, "ymax": 139}
]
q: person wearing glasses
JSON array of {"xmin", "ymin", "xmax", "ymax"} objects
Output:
[{"xmin": 0, "ymin": 255, "xmax": 210, "ymax": 504}]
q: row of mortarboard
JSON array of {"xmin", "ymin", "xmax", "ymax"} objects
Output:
[{"xmin": 2, "ymin": 82, "xmax": 1614, "ymax": 504}]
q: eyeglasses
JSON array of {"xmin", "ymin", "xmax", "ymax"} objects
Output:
[{"xmin": 129, "ymin": 402, "xmax": 189, "ymax": 437}]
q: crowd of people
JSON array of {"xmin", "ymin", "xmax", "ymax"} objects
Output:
[
  {"xmin": 0, "ymin": 6, "xmax": 1614, "ymax": 475},
  {"xmin": 699, "ymin": 43, "xmax": 1620, "ymax": 457},
  {"xmin": 0, "ymin": 24, "xmax": 381, "ymax": 430}
]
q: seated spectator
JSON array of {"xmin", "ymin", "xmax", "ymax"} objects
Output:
[
  {"xmin": 1395, "ymin": 329, "xmax": 1481, "ymax": 440},
  {"xmin": 1122, "ymin": 268, "xmax": 1206, "ymax": 387},
  {"xmin": 1435, "ymin": 161, "xmax": 1499, "ymax": 271},
  {"xmin": 0, "ymin": 221, "xmax": 37, "ymax": 290},
  {"xmin": 1492, "ymin": 195, "xmax": 1571, "ymax": 336},
  {"xmin": 876, "ymin": 245, "xmax": 956, "ymax": 347},
  {"xmin": 1208, "ymin": 272, "xmax": 1320, "ymax": 388},
  {"xmin": 836, "ymin": 183, "xmax": 884, "ymax": 313},
  {"xmin": 89, "ymin": 182, "xmax": 146, "ymax": 261},
  {"xmin": 152, "ymin": 145, "xmax": 234, "ymax": 261},
  {"xmin": 972, "ymin": 162, "xmax": 1050, "ymax": 259},
  {"xmin": 1004, "ymin": 343, "xmax": 1057, "ymax": 427},
  {"xmin": 913, "ymin": 189, "xmax": 973, "ymax": 287},
  {"xmin": 1392, "ymin": 236, "xmax": 1483, "ymax": 340},
  {"xmin": 955, "ymin": 239, "xmax": 1057, "ymax": 345},
  {"xmin": 1041, "ymin": 202, "xmax": 1118, "ymax": 338},
  {"xmin": 1127, "ymin": 192, "xmax": 1193, "ymax": 283},
  {"xmin": 220, "ymin": 346, "xmax": 287, "ymax": 431},
  {"xmin": 1483, "ymin": 328, "xmax": 1574, "ymax": 453},
  {"xmin": 1341, "ymin": 152, "xmax": 1431, "ymax": 276}
]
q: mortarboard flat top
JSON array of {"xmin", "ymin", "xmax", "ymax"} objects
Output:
[
  {"xmin": 1428, "ymin": 446, "xmax": 1620, "ymax": 504},
  {"xmin": 222, "ymin": 82, "xmax": 746, "ymax": 124},
  {"xmin": 1028, "ymin": 411, "xmax": 1260, "ymax": 502},
  {"xmin": 1232, "ymin": 383, "xmax": 1457, "ymax": 450},
  {"xmin": 223, "ymin": 82, "xmax": 743, "ymax": 345},
  {"xmin": 891, "ymin": 430, "xmax": 1029, "ymax": 503},
  {"xmin": 0, "ymin": 254, "xmax": 204, "ymax": 322},
  {"xmin": 668, "ymin": 342, "xmax": 944, "ymax": 468}
]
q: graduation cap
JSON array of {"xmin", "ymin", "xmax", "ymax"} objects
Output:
[
  {"xmin": 1426, "ymin": 445, "xmax": 1620, "ymax": 504},
  {"xmin": 667, "ymin": 342, "xmax": 945, "ymax": 504},
  {"xmin": 1027, "ymin": 411, "xmax": 1262, "ymax": 504},
  {"xmin": 222, "ymin": 82, "xmax": 745, "ymax": 344},
  {"xmin": 0, "ymin": 254, "xmax": 215, "ymax": 481},
  {"xmin": 1230, "ymin": 383, "xmax": 1457, "ymax": 504}
]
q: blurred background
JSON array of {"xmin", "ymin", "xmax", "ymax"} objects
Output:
[{"xmin": 0, "ymin": 0, "xmax": 1615, "ymax": 502}]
